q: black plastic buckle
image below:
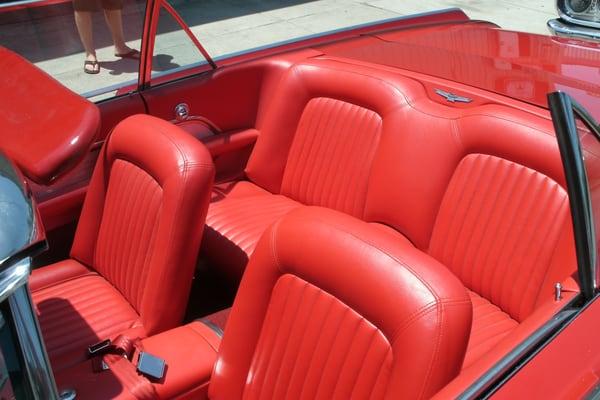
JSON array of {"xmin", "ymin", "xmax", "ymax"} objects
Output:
[
  {"xmin": 91, "ymin": 357, "xmax": 110, "ymax": 373},
  {"xmin": 136, "ymin": 352, "xmax": 166, "ymax": 381},
  {"xmin": 87, "ymin": 339, "xmax": 112, "ymax": 357}
]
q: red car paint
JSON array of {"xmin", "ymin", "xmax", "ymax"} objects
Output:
[
  {"xmin": 317, "ymin": 21, "xmax": 600, "ymax": 121},
  {"xmin": 493, "ymin": 296, "xmax": 600, "ymax": 399}
]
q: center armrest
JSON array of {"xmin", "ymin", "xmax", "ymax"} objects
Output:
[{"xmin": 143, "ymin": 321, "xmax": 221, "ymax": 399}]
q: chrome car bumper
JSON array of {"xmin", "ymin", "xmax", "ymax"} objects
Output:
[{"xmin": 548, "ymin": 18, "xmax": 600, "ymax": 41}]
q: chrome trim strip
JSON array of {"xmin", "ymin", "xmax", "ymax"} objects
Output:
[
  {"xmin": 548, "ymin": 18, "xmax": 600, "ymax": 40},
  {"xmin": 556, "ymin": 0, "xmax": 600, "ymax": 30},
  {"xmin": 0, "ymin": 258, "xmax": 59, "ymax": 398},
  {"xmin": 199, "ymin": 319, "xmax": 224, "ymax": 338},
  {"xmin": 80, "ymin": 77, "xmax": 138, "ymax": 99},
  {"xmin": 0, "ymin": 259, "xmax": 30, "ymax": 303},
  {"xmin": 8, "ymin": 263, "xmax": 59, "ymax": 400}
]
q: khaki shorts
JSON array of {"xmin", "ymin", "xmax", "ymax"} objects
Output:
[{"xmin": 72, "ymin": 0, "xmax": 123, "ymax": 12}]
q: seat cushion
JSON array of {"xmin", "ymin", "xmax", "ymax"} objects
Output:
[
  {"xmin": 463, "ymin": 290, "xmax": 518, "ymax": 369},
  {"xmin": 30, "ymin": 260, "xmax": 146, "ymax": 372},
  {"xmin": 202, "ymin": 181, "xmax": 301, "ymax": 280},
  {"xmin": 53, "ymin": 321, "xmax": 220, "ymax": 400}
]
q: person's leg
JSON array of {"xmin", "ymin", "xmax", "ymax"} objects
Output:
[
  {"xmin": 74, "ymin": 10, "xmax": 99, "ymax": 73},
  {"xmin": 103, "ymin": 8, "xmax": 135, "ymax": 55}
]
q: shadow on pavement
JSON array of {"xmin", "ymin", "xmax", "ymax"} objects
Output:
[
  {"xmin": 98, "ymin": 53, "xmax": 178, "ymax": 75},
  {"xmin": 0, "ymin": 0, "xmax": 317, "ymax": 64}
]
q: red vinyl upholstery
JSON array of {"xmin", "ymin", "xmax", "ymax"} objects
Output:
[
  {"xmin": 203, "ymin": 59, "xmax": 413, "ymax": 277},
  {"xmin": 209, "ymin": 207, "xmax": 472, "ymax": 400},
  {"xmin": 0, "ymin": 47, "xmax": 100, "ymax": 184},
  {"xmin": 54, "ymin": 207, "xmax": 467, "ymax": 400},
  {"xmin": 30, "ymin": 114, "xmax": 215, "ymax": 372},
  {"xmin": 201, "ymin": 58, "xmax": 580, "ymax": 388},
  {"xmin": 53, "ymin": 321, "xmax": 221, "ymax": 400},
  {"xmin": 202, "ymin": 181, "xmax": 301, "ymax": 280},
  {"xmin": 32, "ymin": 260, "xmax": 145, "ymax": 371}
]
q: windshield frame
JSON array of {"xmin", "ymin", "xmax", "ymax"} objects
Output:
[{"xmin": 548, "ymin": 91, "xmax": 600, "ymax": 302}]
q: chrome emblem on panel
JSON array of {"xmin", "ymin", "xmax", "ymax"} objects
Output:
[{"xmin": 435, "ymin": 89, "xmax": 473, "ymax": 103}]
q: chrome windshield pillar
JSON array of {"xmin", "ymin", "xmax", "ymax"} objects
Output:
[{"xmin": 4, "ymin": 258, "xmax": 58, "ymax": 400}]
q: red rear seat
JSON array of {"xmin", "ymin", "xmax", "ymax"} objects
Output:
[
  {"xmin": 202, "ymin": 59, "xmax": 416, "ymax": 280},
  {"xmin": 201, "ymin": 58, "xmax": 580, "ymax": 377}
]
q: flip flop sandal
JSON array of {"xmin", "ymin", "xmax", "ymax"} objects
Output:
[
  {"xmin": 84, "ymin": 60, "xmax": 100, "ymax": 74},
  {"xmin": 115, "ymin": 49, "xmax": 140, "ymax": 59}
]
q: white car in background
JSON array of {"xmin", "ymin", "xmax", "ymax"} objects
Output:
[{"xmin": 548, "ymin": 0, "xmax": 600, "ymax": 40}]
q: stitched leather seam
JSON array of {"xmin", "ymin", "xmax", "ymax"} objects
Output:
[
  {"xmin": 139, "ymin": 148, "xmax": 188, "ymax": 330},
  {"xmin": 388, "ymin": 299, "xmax": 470, "ymax": 345},
  {"xmin": 278, "ymin": 215, "xmax": 450, "ymax": 305},
  {"xmin": 31, "ymin": 271, "xmax": 97, "ymax": 293},
  {"xmin": 290, "ymin": 63, "xmax": 409, "ymax": 115},
  {"xmin": 188, "ymin": 327, "xmax": 220, "ymax": 353},
  {"xmin": 418, "ymin": 300, "xmax": 443, "ymax": 399}
]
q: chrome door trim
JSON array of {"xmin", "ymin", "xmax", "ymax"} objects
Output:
[
  {"xmin": 6, "ymin": 258, "xmax": 58, "ymax": 399},
  {"xmin": 0, "ymin": 259, "xmax": 29, "ymax": 304}
]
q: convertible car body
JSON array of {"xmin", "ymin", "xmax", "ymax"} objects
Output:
[{"xmin": 1, "ymin": 2, "xmax": 600, "ymax": 399}]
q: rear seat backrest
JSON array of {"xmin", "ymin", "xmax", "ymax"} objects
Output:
[
  {"xmin": 280, "ymin": 97, "xmax": 381, "ymax": 217},
  {"xmin": 246, "ymin": 61, "xmax": 411, "ymax": 218},
  {"xmin": 428, "ymin": 153, "xmax": 572, "ymax": 322},
  {"xmin": 431, "ymin": 110, "xmax": 575, "ymax": 322},
  {"xmin": 246, "ymin": 60, "xmax": 576, "ymax": 321}
]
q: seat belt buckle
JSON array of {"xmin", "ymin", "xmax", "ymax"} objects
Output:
[
  {"xmin": 87, "ymin": 339, "xmax": 112, "ymax": 357},
  {"xmin": 136, "ymin": 352, "xmax": 166, "ymax": 381},
  {"xmin": 91, "ymin": 357, "xmax": 110, "ymax": 373}
]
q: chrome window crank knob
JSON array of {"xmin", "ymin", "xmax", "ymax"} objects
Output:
[{"xmin": 174, "ymin": 103, "xmax": 190, "ymax": 121}]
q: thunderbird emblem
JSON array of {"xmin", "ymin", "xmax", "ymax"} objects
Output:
[{"xmin": 435, "ymin": 89, "xmax": 473, "ymax": 103}]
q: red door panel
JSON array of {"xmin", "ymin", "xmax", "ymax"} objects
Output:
[{"xmin": 141, "ymin": 51, "xmax": 316, "ymax": 182}]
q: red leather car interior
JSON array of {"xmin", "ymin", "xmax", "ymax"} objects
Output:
[
  {"xmin": 23, "ymin": 45, "xmax": 585, "ymax": 398},
  {"xmin": 199, "ymin": 57, "xmax": 580, "ymax": 393},
  {"xmin": 0, "ymin": 47, "xmax": 100, "ymax": 185},
  {"xmin": 51, "ymin": 207, "xmax": 471, "ymax": 399},
  {"xmin": 202, "ymin": 181, "xmax": 301, "ymax": 280},
  {"xmin": 209, "ymin": 207, "xmax": 472, "ymax": 400},
  {"xmin": 53, "ymin": 321, "xmax": 221, "ymax": 400},
  {"xmin": 30, "ymin": 114, "xmax": 215, "ymax": 373}
]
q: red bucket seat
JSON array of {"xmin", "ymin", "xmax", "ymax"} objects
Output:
[
  {"xmin": 29, "ymin": 114, "xmax": 215, "ymax": 373},
  {"xmin": 209, "ymin": 207, "xmax": 472, "ymax": 400}
]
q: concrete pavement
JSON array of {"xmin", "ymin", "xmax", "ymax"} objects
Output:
[{"xmin": 0, "ymin": 0, "xmax": 556, "ymax": 98}]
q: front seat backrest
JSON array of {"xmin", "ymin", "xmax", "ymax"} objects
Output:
[
  {"xmin": 70, "ymin": 114, "xmax": 215, "ymax": 335},
  {"xmin": 209, "ymin": 207, "xmax": 472, "ymax": 400}
]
